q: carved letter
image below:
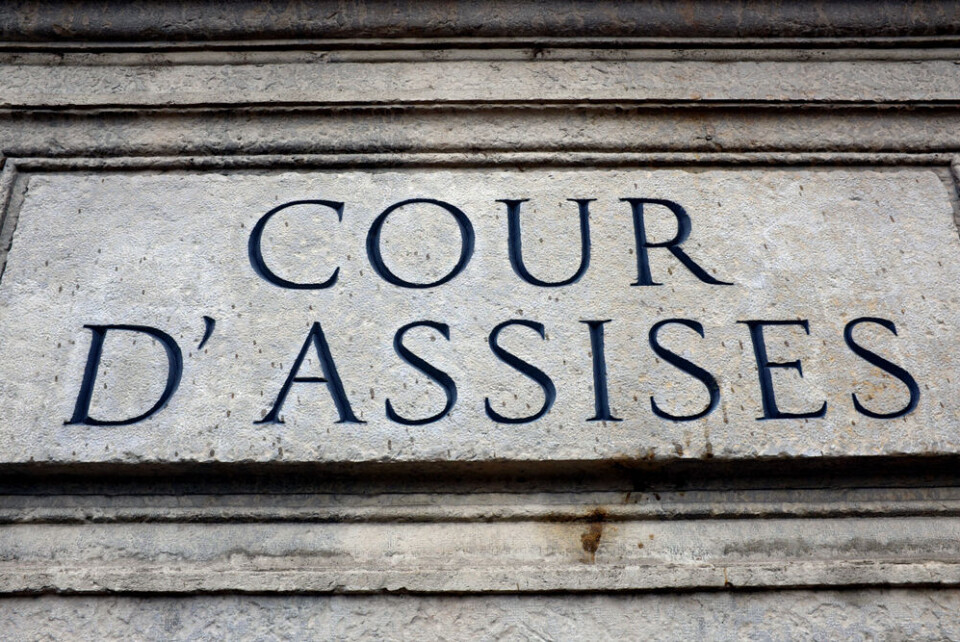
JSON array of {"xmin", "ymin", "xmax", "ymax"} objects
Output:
[
  {"xmin": 844, "ymin": 317, "xmax": 920, "ymax": 419},
  {"xmin": 738, "ymin": 319, "xmax": 827, "ymax": 420},
  {"xmin": 386, "ymin": 321, "xmax": 457, "ymax": 425},
  {"xmin": 366, "ymin": 198, "xmax": 475, "ymax": 289},
  {"xmin": 621, "ymin": 198, "xmax": 731, "ymax": 286},
  {"xmin": 248, "ymin": 199, "xmax": 344, "ymax": 289},
  {"xmin": 648, "ymin": 319, "xmax": 719, "ymax": 421},
  {"xmin": 581, "ymin": 319, "xmax": 621, "ymax": 421},
  {"xmin": 257, "ymin": 322, "xmax": 363, "ymax": 424},
  {"xmin": 485, "ymin": 320, "xmax": 556, "ymax": 424},
  {"xmin": 500, "ymin": 198, "xmax": 593, "ymax": 287},
  {"xmin": 66, "ymin": 325, "xmax": 183, "ymax": 426}
]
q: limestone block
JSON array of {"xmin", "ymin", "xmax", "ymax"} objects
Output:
[
  {"xmin": 0, "ymin": 168, "xmax": 955, "ymax": 464},
  {"xmin": 3, "ymin": 591, "xmax": 960, "ymax": 641}
]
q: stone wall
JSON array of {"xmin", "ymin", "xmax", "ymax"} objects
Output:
[{"xmin": 2, "ymin": 2, "xmax": 960, "ymax": 639}]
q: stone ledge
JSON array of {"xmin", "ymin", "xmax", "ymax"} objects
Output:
[
  {"xmin": 1, "ymin": 1, "xmax": 960, "ymax": 44},
  {"xmin": 2, "ymin": 106, "xmax": 960, "ymax": 157},
  {"xmin": 3, "ymin": 516, "xmax": 960, "ymax": 594},
  {"xmin": 4, "ymin": 591, "xmax": 960, "ymax": 640},
  {"xmin": 2, "ymin": 53, "xmax": 960, "ymax": 108}
]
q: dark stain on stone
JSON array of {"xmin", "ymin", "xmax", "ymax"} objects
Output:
[{"xmin": 580, "ymin": 508, "xmax": 607, "ymax": 563}]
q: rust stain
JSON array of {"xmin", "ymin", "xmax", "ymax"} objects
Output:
[
  {"xmin": 580, "ymin": 523, "xmax": 603, "ymax": 562},
  {"xmin": 580, "ymin": 508, "xmax": 607, "ymax": 563}
]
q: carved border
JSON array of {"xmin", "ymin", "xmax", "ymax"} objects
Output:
[
  {"xmin": 1, "ymin": 1, "xmax": 959, "ymax": 46},
  {"xmin": 0, "ymin": 152, "xmax": 959, "ymax": 595}
]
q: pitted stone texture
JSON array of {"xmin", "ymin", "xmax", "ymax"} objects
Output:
[
  {"xmin": 3, "ymin": 515, "xmax": 959, "ymax": 593},
  {"xmin": 5, "ymin": 56, "xmax": 960, "ymax": 107},
  {"xmin": 3, "ymin": 591, "xmax": 960, "ymax": 641},
  {"xmin": 0, "ymin": 168, "xmax": 957, "ymax": 463},
  {"xmin": 1, "ymin": 1, "xmax": 959, "ymax": 42}
]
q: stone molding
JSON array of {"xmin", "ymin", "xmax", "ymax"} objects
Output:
[
  {"xmin": 2, "ymin": 1, "xmax": 960, "ymax": 600},
  {"xmin": 1, "ymin": 1, "xmax": 960, "ymax": 44}
]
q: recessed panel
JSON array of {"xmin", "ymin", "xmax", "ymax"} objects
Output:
[{"xmin": 0, "ymin": 168, "xmax": 956, "ymax": 463}]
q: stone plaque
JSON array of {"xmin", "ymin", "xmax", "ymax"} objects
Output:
[{"xmin": 0, "ymin": 167, "xmax": 956, "ymax": 463}]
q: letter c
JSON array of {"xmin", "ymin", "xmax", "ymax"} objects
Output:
[{"xmin": 248, "ymin": 199, "xmax": 344, "ymax": 289}]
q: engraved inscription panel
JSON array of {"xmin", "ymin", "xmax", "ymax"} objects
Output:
[{"xmin": 0, "ymin": 168, "xmax": 956, "ymax": 463}]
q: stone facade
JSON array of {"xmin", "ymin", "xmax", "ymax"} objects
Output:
[{"xmin": 3, "ymin": 1, "xmax": 960, "ymax": 639}]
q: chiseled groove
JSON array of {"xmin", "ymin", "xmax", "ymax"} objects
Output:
[
  {"xmin": 3, "ymin": 500, "xmax": 960, "ymax": 524},
  {"xmin": 5, "ymin": 100, "xmax": 960, "ymax": 112},
  {"xmin": 3, "ymin": 36, "xmax": 960, "ymax": 53},
  {"xmin": 3, "ymin": 100, "xmax": 960, "ymax": 113},
  {"xmin": 1, "ymin": 104, "xmax": 957, "ymax": 158},
  {"xmin": 10, "ymin": 153, "xmax": 958, "ymax": 172},
  {"xmin": 0, "ymin": 162, "xmax": 25, "ymax": 289},
  {"xmin": 3, "ymin": 48, "xmax": 960, "ymax": 63},
  {"xmin": 5, "ymin": 560, "xmax": 960, "ymax": 595}
]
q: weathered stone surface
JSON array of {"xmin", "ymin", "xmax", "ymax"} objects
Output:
[
  {"xmin": 4, "ymin": 515, "xmax": 960, "ymax": 593},
  {"xmin": 3, "ymin": 590, "xmax": 960, "ymax": 641},
  {"xmin": 2, "ymin": 0, "xmax": 960, "ymax": 634},
  {"xmin": 4, "ymin": 55, "xmax": 960, "ymax": 107},
  {"xmin": 0, "ymin": 167, "xmax": 956, "ymax": 464},
  {"xmin": 2, "ymin": 0, "xmax": 959, "ymax": 42},
  {"xmin": 2, "ymin": 108, "xmax": 959, "ymax": 158}
]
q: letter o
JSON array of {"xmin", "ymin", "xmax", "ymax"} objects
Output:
[{"xmin": 365, "ymin": 199, "xmax": 475, "ymax": 289}]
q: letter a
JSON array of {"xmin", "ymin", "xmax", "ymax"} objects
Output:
[{"xmin": 257, "ymin": 322, "xmax": 364, "ymax": 424}]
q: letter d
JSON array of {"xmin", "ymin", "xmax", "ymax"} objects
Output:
[{"xmin": 66, "ymin": 325, "xmax": 183, "ymax": 426}]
